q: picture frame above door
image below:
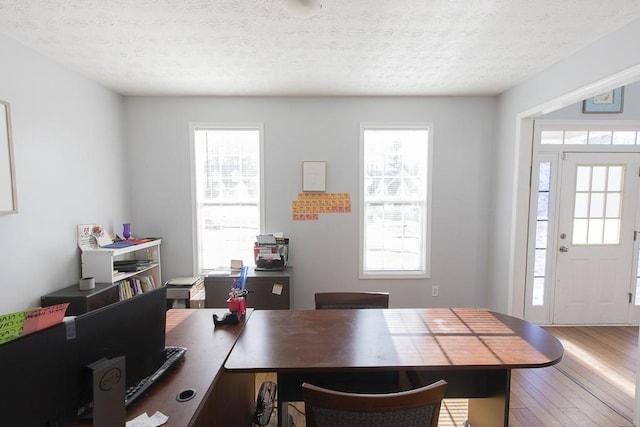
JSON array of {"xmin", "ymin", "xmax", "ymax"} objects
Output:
[{"xmin": 583, "ymin": 87, "xmax": 624, "ymax": 113}]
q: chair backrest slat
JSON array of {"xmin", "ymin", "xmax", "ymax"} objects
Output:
[{"xmin": 303, "ymin": 380, "xmax": 447, "ymax": 427}]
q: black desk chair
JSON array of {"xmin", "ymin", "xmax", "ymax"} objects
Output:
[{"xmin": 303, "ymin": 379, "xmax": 447, "ymax": 427}]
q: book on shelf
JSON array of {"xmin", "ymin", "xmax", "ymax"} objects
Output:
[
  {"xmin": 138, "ymin": 275, "xmax": 155, "ymax": 293},
  {"xmin": 117, "ymin": 275, "xmax": 156, "ymax": 300}
]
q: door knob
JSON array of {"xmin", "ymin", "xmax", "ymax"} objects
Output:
[{"xmin": 559, "ymin": 246, "xmax": 569, "ymax": 252}]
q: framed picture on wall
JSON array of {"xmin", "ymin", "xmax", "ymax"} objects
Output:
[
  {"xmin": 583, "ymin": 87, "xmax": 624, "ymax": 113},
  {"xmin": 302, "ymin": 161, "xmax": 326, "ymax": 192}
]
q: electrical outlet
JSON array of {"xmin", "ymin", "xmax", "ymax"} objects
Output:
[{"xmin": 432, "ymin": 286, "xmax": 439, "ymax": 297}]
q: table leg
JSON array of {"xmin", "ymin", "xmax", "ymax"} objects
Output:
[
  {"xmin": 466, "ymin": 369, "xmax": 510, "ymax": 427},
  {"xmin": 277, "ymin": 372, "xmax": 296, "ymax": 427},
  {"xmin": 278, "ymin": 396, "xmax": 287, "ymax": 427}
]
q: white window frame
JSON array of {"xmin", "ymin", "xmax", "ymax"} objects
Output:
[
  {"xmin": 189, "ymin": 123, "xmax": 265, "ymax": 273},
  {"xmin": 359, "ymin": 122, "xmax": 433, "ymax": 279},
  {"xmin": 525, "ymin": 151, "xmax": 561, "ymax": 324}
]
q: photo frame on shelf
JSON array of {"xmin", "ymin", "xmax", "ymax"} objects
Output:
[
  {"xmin": 302, "ymin": 161, "xmax": 326, "ymax": 192},
  {"xmin": 0, "ymin": 100, "xmax": 17, "ymax": 214},
  {"xmin": 583, "ymin": 87, "xmax": 624, "ymax": 113}
]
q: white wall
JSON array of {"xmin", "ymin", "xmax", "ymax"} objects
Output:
[
  {"xmin": 0, "ymin": 34, "xmax": 128, "ymax": 313},
  {"xmin": 125, "ymin": 96, "xmax": 496, "ymax": 309},
  {"xmin": 490, "ymin": 18, "xmax": 640, "ymax": 315}
]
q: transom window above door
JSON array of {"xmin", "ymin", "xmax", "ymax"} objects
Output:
[{"xmin": 540, "ymin": 123, "xmax": 640, "ymax": 146}]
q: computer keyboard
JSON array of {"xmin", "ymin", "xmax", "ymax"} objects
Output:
[{"xmin": 125, "ymin": 346, "xmax": 187, "ymax": 406}]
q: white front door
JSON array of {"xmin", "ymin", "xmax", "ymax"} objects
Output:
[{"xmin": 553, "ymin": 152, "xmax": 640, "ymax": 324}]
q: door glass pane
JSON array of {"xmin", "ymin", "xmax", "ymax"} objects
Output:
[
  {"xmin": 536, "ymin": 221, "xmax": 548, "ymax": 248},
  {"xmin": 576, "ymin": 166, "xmax": 591, "ymax": 191},
  {"xmin": 540, "ymin": 131, "xmax": 563, "ymax": 145},
  {"xmin": 591, "ymin": 167, "xmax": 607, "ymax": 191},
  {"xmin": 605, "ymin": 193, "xmax": 621, "ymax": 217},
  {"xmin": 534, "ymin": 249, "xmax": 546, "ymax": 276},
  {"xmin": 603, "ymin": 219, "xmax": 620, "ymax": 244},
  {"xmin": 587, "ymin": 219, "xmax": 604, "ymax": 244},
  {"xmin": 565, "ymin": 131, "xmax": 588, "ymax": 145},
  {"xmin": 532, "ymin": 278, "xmax": 545, "ymax": 306},
  {"xmin": 608, "ymin": 166, "xmax": 623, "ymax": 191},
  {"xmin": 589, "ymin": 193, "xmax": 605, "ymax": 217},
  {"xmin": 588, "ymin": 131, "xmax": 612, "ymax": 145},
  {"xmin": 612, "ymin": 131, "xmax": 637, "ymax": 145},
  {"xmin": 537, "ymin": 192, "xmax": 549, "ymax": 219},
  {"xmin": 572, "ymin": 219, "xmax": 588, "ymax": 244},
  {"xmin": 574, "ymin": 193, "xmax": 589, "ymax": 217},
  {"xmin": 539, "ymin": 162, "xmax": 551, "ymax": 191}
]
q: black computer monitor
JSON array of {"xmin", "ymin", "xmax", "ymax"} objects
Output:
[{"xmin": 0, "ymin": 286, "xmax": 167, "ymax": 427}]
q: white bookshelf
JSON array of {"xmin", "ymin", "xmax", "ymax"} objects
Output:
[{"xmin": 81, "ymin": 239, "xmax": 162, "ymax": 286}]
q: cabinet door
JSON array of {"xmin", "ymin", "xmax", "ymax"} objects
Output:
[
  {"xmin": 205, "ymin": 276, "xmax": 290, "ymax": 310},
  {"xmin": 246, "ymin": 277, "xmax": 289, "ymax": 310}
]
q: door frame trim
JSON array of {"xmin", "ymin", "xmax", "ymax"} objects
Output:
[{"xmin": 524, "ymin": 122, "xmax": 640, "ymax": 325}]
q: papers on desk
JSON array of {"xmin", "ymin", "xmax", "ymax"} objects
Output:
[
  {"xmin": 254, "ymin": 233, "xmax": 289, "ymax": 271},
  {"xmin": 126, "ymin": 411, "xmax": 168, "ymax": 427},
  {"xmin": 256, "ymin": 233, "xmax": 279, "ymax": 244}
]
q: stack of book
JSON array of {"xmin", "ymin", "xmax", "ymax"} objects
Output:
[
  {"xmin": 113, "ymin": 259, "xmax": 151, "ymax": 273},
  {"xmin": 166, "ymin": 276, "xmax": 205, "ymax": 308}
]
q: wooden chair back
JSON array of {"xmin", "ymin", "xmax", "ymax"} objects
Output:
[
  {"xmin": 314, "ymin": 292, "xmax": 389, "ymax": 309},
  {"xmin": 303, "ymin": 379, "xmax": 447, "ymax": 427}
]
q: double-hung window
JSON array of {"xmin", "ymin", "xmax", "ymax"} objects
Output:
[
  {"xmin": 192, "ymin": 124, "xmax": 264, "ymax": 272},
  {"xmin": 360, "ymin": 123, "xmax": 432, "ymax": 278}
]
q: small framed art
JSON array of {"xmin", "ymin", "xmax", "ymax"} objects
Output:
[
  {"xmin": 583, "ymin": 87, "xmax": 624, "ymax": 113},
  {"xmin": 302, "ymin": 161, "xmax": 326, "ymax": 192}
]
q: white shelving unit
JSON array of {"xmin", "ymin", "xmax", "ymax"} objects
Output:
[{"xmin": 81, "ymin": 239, "xmax": 162, "ymax": 286}]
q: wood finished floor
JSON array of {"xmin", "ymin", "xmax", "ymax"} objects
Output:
[{"xmin": 256, "ymin": 326, "xmax": 638, "ymax": 427}]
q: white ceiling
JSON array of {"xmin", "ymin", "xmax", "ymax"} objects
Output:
[{"xmin": 1, "ymin": 1, "xmax": 640, "ymax": 96}]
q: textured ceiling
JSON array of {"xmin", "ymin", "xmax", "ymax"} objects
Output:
[{"xmin": 0, "ymin": 1, "xmax": 640, "ymax": 96}]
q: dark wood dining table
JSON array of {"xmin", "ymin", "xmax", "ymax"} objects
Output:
[{"xmin": 224, "ymin": 308, "xmax": 564, "ymax": 427}]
